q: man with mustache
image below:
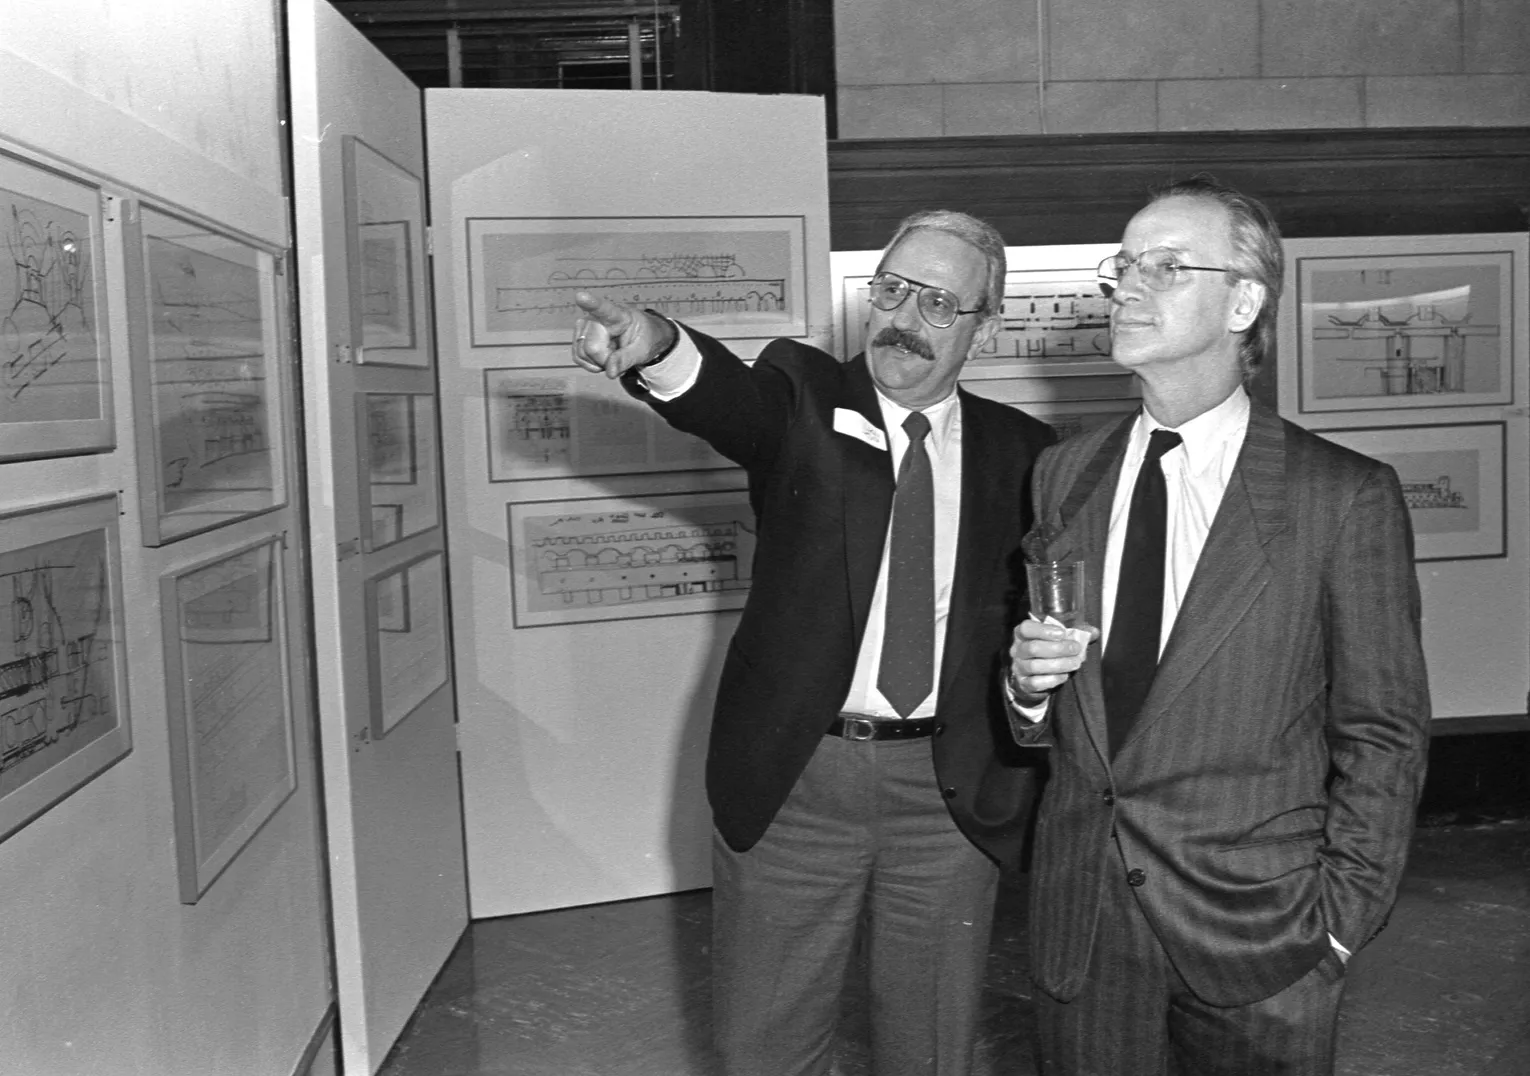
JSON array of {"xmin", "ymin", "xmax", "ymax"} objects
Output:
[
  {"xmin": 572, "ymin": 209, "xmax": 1054, "ymax": 1076},
  {"xmin": 1007, "ymin": 176, "xmax": 1430, "ymax": 1075}
]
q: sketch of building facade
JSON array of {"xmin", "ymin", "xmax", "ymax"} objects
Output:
[
  {"xmin": 1321, "ymin": 304, "xmax": 1500, "ymax": 396},
  {"xmin": 1400, "ymin": 475, "xmax": 1468, "ymax": 510},
  {"xmin": 531, "ymin": 519, "xmax": 750, "ymax": 607},
  {"xmin": 982, "ymin": 280, "xmax": 1111, "ymax": 363}
]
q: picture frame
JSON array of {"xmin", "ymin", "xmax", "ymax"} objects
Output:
[
  {"xmin": 161, "ymin": 536, "xmax": 295, "ymax": 902},
  {"xmin": 507, "ymin": 488, "xmax": 755, "ymax": 628},
  {"xmin": 467, "ymin": 215, "xmax": 808, "ymax": 349},
  {"xmin": 1317, "ymin": 422, "xmax": 1506, "ymax": 562},
  {"xmin": 831, "ymin": 242, "xmax": 1120, "ymax": 377},
  {"xmin": 129, "ymin": 205, "xmax": 289, "ymax": 545},
  {"xmin": 0, "ymin": 494, "xmax": 131, "ymax": 842},
  {"xmin": 365, "ymin": 551, "xmax": 449, "ymax": 737},
  {"xmin": 482, "ymin": 366, "xmax": 731, "ymax": 481},
  {"xmin": 0, "ymin": 149, "xmax": 115, "ymax": 459},
  {"xmin": 1281, "ymin": 233, "xmax": 1526, "ymax": 415},
  {"xmin": 358, "ymin": 392, "xmax": 441, "ymax": 552},
  {"xmin": 343, "ymin": 137, "xmax": 432, "ymax": 368}
]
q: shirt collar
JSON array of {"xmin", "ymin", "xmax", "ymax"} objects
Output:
[
  {"xmin": 874, "ymin": 387, "xmax": 961, "ymax": 452},
  {"xmin": 1133, "ymin": 386, "xmax": 1249, "ymax": 475}
]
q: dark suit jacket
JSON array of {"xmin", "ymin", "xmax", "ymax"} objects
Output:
[
  {"xmin": 629, "ymin": 329, "xmax": 1054, "ymax": 863},
  {"xmin": 1012, "ymin": 399, "xmax": 1430, "ymax": 1007}
]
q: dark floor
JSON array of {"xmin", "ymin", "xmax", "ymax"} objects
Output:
[{"xmin": 378, "ymin": 818, "xmax": 1530, "ymax": 1076}]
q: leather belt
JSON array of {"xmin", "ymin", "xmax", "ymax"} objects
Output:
[{"xmin": 827, "ymin": 713, "xmax": 936, "ymax": 741}]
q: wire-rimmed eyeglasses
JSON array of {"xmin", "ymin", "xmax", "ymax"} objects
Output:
[
  {"xmin": 868, "ymin": 272, "xmax": 985, "ymax": 329},
  {"xmin": 1097, "ymin": 248, "xmax": 1234, "ymax": 295}
]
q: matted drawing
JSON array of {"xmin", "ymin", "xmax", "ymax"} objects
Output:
[
  {"xmin": 0, "ymin": 151, "xmax": 113, "ymax": 458},
  {"xmin": 1283, "ymin": 235, "xmax": 1524, "ymax": 413},
  {"xmin": 483, "ymin": 366, "xmax": 730, "ymax": 481},
  {"xmin": 468, "ymin": 215, "xmax": 807, "ymax": 347},
  {"xmin": 832, "ymin": 243, "xmax": 1119, "ymax": 377},
  {"xmin": 162, "ymin": 537, "xmax": 295, "ymax": 902},
  {"xmin": 0, "ymin": 494, "xmax": 130, "ymax": 842},
  {"xmin": 359, "ymin": 393, "xmax": 440, "ymax": 551},
  {"xmin": 133, "ymin": 206, "xmax": 287, "ymax": 545},
  {"xmin": 507, "ymin": 488, "xmax": 756, "ymax": 628},
  {"xmin": 366, "ymin": 551, "xmax": 448, "ymax": 737},
  {"xmin": 1317, "ymin": 422, "xmax": 1506, "ymax": 562},
  {"xmin": 344, "ymin": 137, "xmax": 431, "ymax": 367}
]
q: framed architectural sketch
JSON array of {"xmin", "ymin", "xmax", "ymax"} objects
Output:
[
  {"xmin": 358, "ymin": 392, "xmax": 440, "ymax": 552},
  {"xmin": 1318, "ymin": 422, "xmax": 1506, "ymax": 561},
  {"xmin": 366, "ymin": 551, "xmax": 449, "ymax": 737},
  {"xmin": 832, "ymin": 242, "xmax": 1119, "ymax": 377},
  {"xmin": 467, "ymin": 215, "xmax": 807, "ymax": 348},
  {"xmin": 130, "ymin": 205, "xmax": 288, "ymax": 545},
  {"xmin": 1282, "ymin": 234, "xmax": 1525, "ymax": 414},
  {"xmin": 0, "ymin": 494, "xmax": 131, "ymax": 841},
  {"xmin": 161, "ymin": 536, "xmax": 295, "ymax": 902},
  {"xmin": 0, "ymin": 150, "xmax": 114, "ymax": 458},
  {"xmin": 507, "ymin": 488, "xmax": 756, "ymax": 628},
  {"xmin": 483, "ymin": 366, "xmax": 731, "ymax": 481},
  {"xmin": 343, "ymin": 137, "xmax": 431, "ymax": 367}
]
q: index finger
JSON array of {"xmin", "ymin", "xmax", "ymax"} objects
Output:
[{"xmin": 574, "ymin": 291, "xmax": 636, "ymax": 334}]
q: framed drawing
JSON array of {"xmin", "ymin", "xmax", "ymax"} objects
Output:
[
  {"xmin": 1282, "ymin": 234, "xmax": 1525, "ymax": 414},
  {"xmin": 507, "ymin": 488, "xmax": 756, "ymax": 628},
  {"xmin": 483, "ymin": 366, "xmax": 731, "ymax": 481},
  {"xmin": 130, "ymin": 205, "xmax": 288, "ymax": 545},
  {"xmin": 1318, "ymin": 422, "xmax": 1506, "ymax": 562},
  {"xmin": 0, "ymin": 150, "xmax": 114, "ymax": 458},
  {"xmin": 366, "ymin": 551, "xmax": 449, "ymax": 737},
  {"xmin": 832, "ymin": 242, "xmax": 1119, "ymax": 377},
  {"xmin": 343, "ymin": 137, "xmax": 432, "ymax": 367},
  {"xmin": 358, "ymin": 393, "xmax": 440, "ymax": 552},
  {"xmin": 467, "ymin": 215, "xmax": 807, "ymax": 348},
  {"xmin": 162, "ymin": 536, "xmax": 295, "ymax": 902},
  {"xmin": 0, "ymin": 494, "xmax": 131, "ymax": 842}
]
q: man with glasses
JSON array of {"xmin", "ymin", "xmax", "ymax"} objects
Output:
[
  {"xmin": 572, "ymin": 209, "xmax": 1054, "ymax": 1075},
  {"xmin": 1007, "ymin": 176, "xmax": 1430, "ymax": 1075}
]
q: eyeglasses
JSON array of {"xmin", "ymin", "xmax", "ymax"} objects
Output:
[
  {"xmin": 868, "ymin": 272, "xmax": 984, "ymax": 329},
  {"xmin": 1097, "ymin": 248, "xmax": 1233, "ymax": 294}
]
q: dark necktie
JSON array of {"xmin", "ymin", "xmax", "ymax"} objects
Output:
[
  {"xmin": 1102, "ymin": 428, "xmax": 1182, "ymax": 756},
  {"xmin": 878, "ymin": 411, "xmax": 935, "ymax": 718}
]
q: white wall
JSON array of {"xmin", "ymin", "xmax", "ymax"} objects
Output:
[{"xmin": 0, "ymin": 3, "xmax": 331, "ymax": 1074}]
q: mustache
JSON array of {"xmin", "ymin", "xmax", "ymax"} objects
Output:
[{"xmin": 871, "ymin": 326, "xmax": 935, "ymax": 361}]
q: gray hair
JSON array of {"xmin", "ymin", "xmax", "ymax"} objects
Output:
[
  {"xmin": 1151, "ymin": 175, "xmax": 1284, "ymax": 379},
  {"xmin": 877, "ymin": 209, "xmax": 1007, "ymax": 316}
]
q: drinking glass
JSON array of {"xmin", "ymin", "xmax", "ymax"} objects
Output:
[{"xmin": 1025, "ymin": 560, "xmax": 1086, "ymax": 627}]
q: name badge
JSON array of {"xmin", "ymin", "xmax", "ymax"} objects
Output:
[{"xmin": 832, "ymin": 407, "xmax": 887, "ymax": 451}]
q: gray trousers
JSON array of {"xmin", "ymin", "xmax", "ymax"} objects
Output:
[{"xmin": 711, "ymin": 733, "xmax": 1000, "ymax": 1076}]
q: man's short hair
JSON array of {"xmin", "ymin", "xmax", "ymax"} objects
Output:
[
  {"xmin": 1151, "ymin": 175, "xmax": 1284, "ymax": 379},
  {"xmin": 878, "ymin": 209, "xmax": 1007, "ymax": 317}
]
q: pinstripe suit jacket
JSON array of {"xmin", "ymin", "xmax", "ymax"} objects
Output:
[{"xmin": 1013, "ymin": 398, "xmax": 1431, "ymax": 1007}]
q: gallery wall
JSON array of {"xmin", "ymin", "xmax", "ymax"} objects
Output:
[
  {"xmin": 834, "ymin": 0, "xmax": 1530, "ymax": 138},
  {"xmin": 0, "ymin": 2, "xmax": 332, "ymax": 1075}
]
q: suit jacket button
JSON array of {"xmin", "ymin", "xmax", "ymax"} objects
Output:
[
  {"xmin": 1126, "ymin": 868, "xmax": 1146, "ymax": 887},
  {"xmin": 1101, "ymin": 790, "xmax": 1115, "ymax": 806},
  {"xmin": 934, "ymin": 722, "xmax": 946, "ymax": 737},
  {"xmin": 942, "ymin": 786, "xmax": 957, "ymax": 799}
]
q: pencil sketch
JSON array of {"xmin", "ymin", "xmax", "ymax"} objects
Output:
[
  {"xmin": 371, "ymin": 554, "xmax": 447, "ymax": 736},
  {"xmin": 146, "ymin": 232, "xmax": 274, "ymax": 521},
  {"xmin": 165, "ymin": 540, "xmax": 294, "ymax": 900},
  {"xmin": 366, "ymin": 393, "xmax": 417, "ymax": 485},
  {"xmin": 362, "ymin": 394, "xmax": 439, "ymax": 550},
  {"xmin": 358, "ymin": 221, "xmax": 414, "ymax": 350},
  {"xmin": 469, "ymin": 216, "xmax": 806, "ymax": 347},
  {"xmin": 1, "ymin": 183, "xmax": 104, "ymax": 427},
  {"xmin": 345, "ymin": 137, "xmax": 430, "ymax": 368},
  {"xmin": 484, "ymin": 368, "xmax": 728, "ymax": 481},
  {"xmin": 508, "ymin": 492, "xmax": 756, "ymax": 627},
  {"xmin": 0, "ymin": 525, "xmax": 120, "ymax": 803}
]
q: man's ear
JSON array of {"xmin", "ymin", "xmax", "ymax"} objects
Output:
[
  {"xmin": 1228, "ymin": 279, "xmax": 1266, "ymax": 334},
  {"xmin": 968, "ymin": 313, "xmax": 1003, "ymax": 358}
]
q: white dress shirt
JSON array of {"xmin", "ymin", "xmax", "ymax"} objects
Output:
[{"xmin": 640, "ymin": 328, "xmax": 961, "ymax": 719}]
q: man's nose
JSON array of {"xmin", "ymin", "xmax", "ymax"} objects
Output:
[{"xmin": 891, "ymin": 297, "xmax": 923, "ymax": 329}]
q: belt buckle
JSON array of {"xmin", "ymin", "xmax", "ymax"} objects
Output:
[{"xmin": 842, "ymin": 716, "xmax": 877, "ymax": 742}]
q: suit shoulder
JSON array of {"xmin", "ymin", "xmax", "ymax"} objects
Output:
[
  {"xmin": 752, "ymin": 337, "xmax": 841, "ymax": 382},
  {"xmin": 1282, "ymin": 418, "xmax": 1393, "ymax": 479},
  {"xmin": 960, "ymin": 389, "xmax": 1057, "ymax": 449}
]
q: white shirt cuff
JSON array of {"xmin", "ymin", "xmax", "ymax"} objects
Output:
[{"xmin": 639, "ymin": 324, "xmax": 703, "ymax": 400}]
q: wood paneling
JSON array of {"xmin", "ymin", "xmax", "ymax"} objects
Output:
[{"xmin": 828, "ymin": 127, "xmax": 1530, "ymax": 249}]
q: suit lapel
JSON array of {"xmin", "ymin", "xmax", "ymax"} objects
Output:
[
  {"xmin": 1050, "ymin": 413, "xmax": 1136, "ymax": 767},
  {"xmin": 839, "ymin": 356, "xmax": 896, "ymax": 643},
  {"xmin": 1122, "ymin": 402, "xmax": 1289, "ymax": 749},
  {"xmin": 939, "ymin": 391, "xmax": 999, "ymax": 699}
]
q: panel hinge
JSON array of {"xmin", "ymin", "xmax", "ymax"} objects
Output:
[
  {"xmin": 333, "ymin": 343, "xmax": 354, "ymax": 364},
  {"xmin": 337, "ymin": 538, "xmax": 361, "ymax": 561},
  {"xmin": 425, "ymin": 224, "xmax": 434, "ymax": 258}
]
